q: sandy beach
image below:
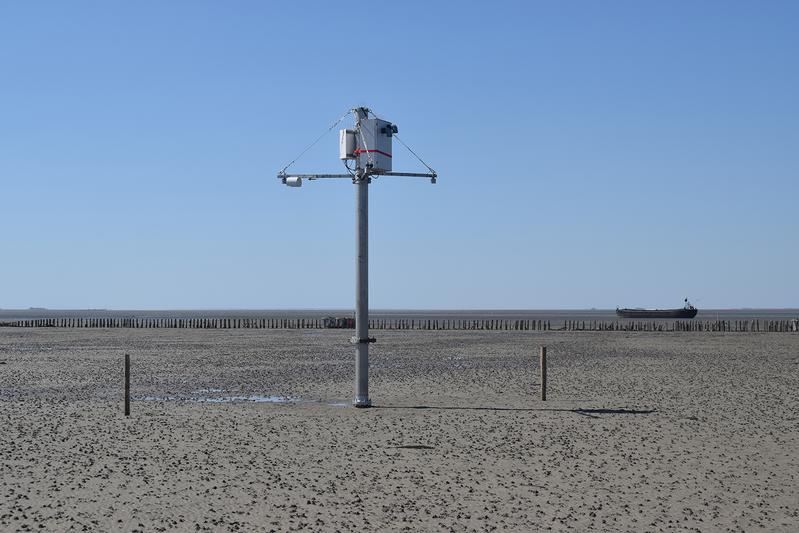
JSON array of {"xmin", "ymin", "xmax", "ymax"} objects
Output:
[{"xmin": 1, "ymin": 328, "xmax": 797, "ymax": 531}]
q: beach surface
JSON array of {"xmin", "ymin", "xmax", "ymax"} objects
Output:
[{"xmin": 1, "ymin": 328, "xmax": 798, "ymax": 531}]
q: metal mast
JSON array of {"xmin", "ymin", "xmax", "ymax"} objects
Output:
[
  {"xmin": 278, "ymin": 107, "xmax": 436, "ymax": 408},
  {"xmin": 353, "ymin": 107, "xmax": 370, "ymax": 407}
]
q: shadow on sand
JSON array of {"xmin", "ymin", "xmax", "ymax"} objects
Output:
[{"xmin": 374, "ymin": 405, "xmax": 656, "ymax": 418}]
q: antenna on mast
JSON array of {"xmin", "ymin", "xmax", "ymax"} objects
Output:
[{"xmin": 276, "ymin": 107, "xmax": 437, "ymax": 408}]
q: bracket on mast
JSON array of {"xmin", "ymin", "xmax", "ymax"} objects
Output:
[{"xmin": 350, "ymin": 336, "xmax": 377, "ymax": 344}]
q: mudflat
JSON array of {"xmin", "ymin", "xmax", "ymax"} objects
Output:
[{"xmin": 1, "ymin": 328, "xmax": 797, "ymax": 531}]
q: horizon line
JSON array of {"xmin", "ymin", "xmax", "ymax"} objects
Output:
[{"xmin": 3, "ymin": 307, "xmax": 798, "ymax": 312}]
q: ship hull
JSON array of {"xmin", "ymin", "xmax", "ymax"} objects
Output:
[{"xmin": 616, "ymin": 308, "xmax": 698, "ymax": 319}]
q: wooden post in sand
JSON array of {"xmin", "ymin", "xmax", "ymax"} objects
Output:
[
  {"xmin": 540, "ymin": 346, "xmax": 547, "ymax": 401},
  {"xmin": 124, "ymin": 354, "xmax": 130, "ymax": 416}
]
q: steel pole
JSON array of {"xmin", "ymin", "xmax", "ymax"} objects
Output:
[
  {"xmin": 354, "ymin": 107, "xmax": 371, "ymax": 408},
  {"xmin": 354, "ymin": 172, "xmax": 370, "ymax": 407}
]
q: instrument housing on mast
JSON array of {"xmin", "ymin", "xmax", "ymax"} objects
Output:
[
  {"xmin": 339, "ymin": 129, "xmax": 357, "ymax": 160},
  {"xmin": 354, "ymin": 118, "xmax": 395, "ymax": 172}
]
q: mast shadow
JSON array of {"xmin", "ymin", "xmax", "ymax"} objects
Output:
[{"xmin": 373, "ymin": 405, "xmax": 656, "ymax": 417}]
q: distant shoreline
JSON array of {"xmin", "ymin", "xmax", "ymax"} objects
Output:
[
  {"xmin": 3, "ymin": 307, "xmax": 798, "ymax": 313},
  {"xmin": 2, "ymin": 308, "xmax": 797, "ymax": 323}
]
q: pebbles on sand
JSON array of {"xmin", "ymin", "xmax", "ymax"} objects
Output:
[{"xmin": 1, "ymin": 328, "xmax": 798, "ymax": 531}]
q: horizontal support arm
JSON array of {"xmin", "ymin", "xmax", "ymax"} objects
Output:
[
  {"xmin": 277, "ymin": 173, "xmax": 353, "ymax": 180},
  {"xmin": 372, "ymin": 171, "xmax": 437, "ymax": 178},
  {"xmin": 372, "ymin": 170, "xmax": 437, "ymax": 183},
  {"xmin": 278, "ymin": 170, "xmax": 437, "ymax": 183}
]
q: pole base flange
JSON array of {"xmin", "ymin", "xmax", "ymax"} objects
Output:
[{"xmin": 353, "ymin": 396, "xmax": 372, "ymax": 408}]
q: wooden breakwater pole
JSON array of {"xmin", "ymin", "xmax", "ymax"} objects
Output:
[
  {"xmin": 2, "ymin": 317, "xmax": 797, "ymax": 332},
  {"xmin": 540, "ymin": 346, "xmax": 547, "ymax": 401},
  {"xmin": 124, "ymin": 353, "xmax": 130, "ymax": 417}
]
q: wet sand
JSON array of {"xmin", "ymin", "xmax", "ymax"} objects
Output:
[{"xmin": 1, "ymin": 328, "xmax": 798, "ymax": 531}]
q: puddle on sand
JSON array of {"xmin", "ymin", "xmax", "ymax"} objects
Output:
[
  {"xmin": 137, "ymin": 394, "xmax": 348, "ymax": 407},
  {"xmin": 138, "ymin": 394, "xmax": 294, "ymax": 404},
  {"xmin": 203, "ymin": 395, "xmax": 296, "ymax": 404}
]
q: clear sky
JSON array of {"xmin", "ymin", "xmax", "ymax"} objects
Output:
[{"xmin": 1, "ymin": 1, "xmax": 797, "ymax": 310}]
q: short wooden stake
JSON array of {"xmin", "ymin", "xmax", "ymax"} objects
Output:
[
  {"xmin": 124, "ymin": 354, "xmax": 130, "ymax": 416},
  {"xmin": 540, "ymin": 346, "xmax": 547, "ymax": 401}
]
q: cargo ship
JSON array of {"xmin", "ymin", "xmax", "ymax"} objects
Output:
[{"xmin": 616, "ymin": 299, "xmax": 698, "ymax": 319}]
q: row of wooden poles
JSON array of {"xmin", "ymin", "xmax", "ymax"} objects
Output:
[{"xmin": 3, "ymin": 317, "xmax": 798, "ymax": 332}]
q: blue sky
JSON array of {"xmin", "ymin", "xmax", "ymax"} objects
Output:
[{"xmin": 1, "ymin": 1, "xmax": 796, "ymax": 309}]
